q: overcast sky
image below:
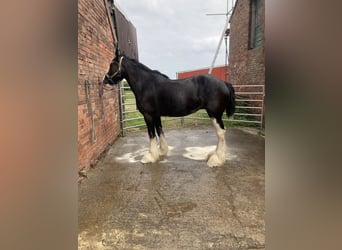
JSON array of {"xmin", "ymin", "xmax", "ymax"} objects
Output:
[{"xmin": 115, "ymin": 0, "xmax": 233, "ymax": 79}]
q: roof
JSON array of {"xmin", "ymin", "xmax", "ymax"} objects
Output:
[
  {"xmin": 177, "ymin": 65, "xmax": 229, "ymax": 82},
  {"xmin": 177, "ymin": 65, "xmax": 227, "ymax": 74}
]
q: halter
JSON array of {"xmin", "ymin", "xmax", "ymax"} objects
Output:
[{"xmin": 106, "ymin": 56, "xmax": 124, "ymax": 78}]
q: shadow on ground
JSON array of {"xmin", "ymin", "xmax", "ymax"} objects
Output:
[{"xmin": 79, "ymin": 127, "xmax": 265, "ymax": 249}]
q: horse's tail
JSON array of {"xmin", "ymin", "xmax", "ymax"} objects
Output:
[{"xmin": 225, "ymin": 82, "xmax": 236, "ymax": 117}]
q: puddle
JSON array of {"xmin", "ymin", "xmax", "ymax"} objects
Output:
[{"xmin": 115, "ymin": 146, "xmax": 174, "ymax": 163}]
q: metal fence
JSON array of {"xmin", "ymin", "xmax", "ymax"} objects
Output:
[{"xmin": 119, "ymin": 81, "xmax": 264, "ymax": 136}]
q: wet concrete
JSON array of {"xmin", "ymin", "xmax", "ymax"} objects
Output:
[{"xmin": 78, "ymin": 127, "xmax": 265, "ymax": 249}]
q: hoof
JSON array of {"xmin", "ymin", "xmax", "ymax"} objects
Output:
[
  {"xmin": 141, "ymin": 151, "xmax": 159, "ymax": 164},
  {"xmin": 207, "ymin": 152, "xmax": 225, "ymax": 168},
  {"xmin": 159, "ymin": 146, "xmax": 169, "ymax": 156},
  {"xmin": 207, "ymin": 150, "xmax": 216, "ymax": 161}
]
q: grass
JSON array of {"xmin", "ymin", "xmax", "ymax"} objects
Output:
[{"xmin": 121, "ymin": 82, "xmax": 263, "ymax": 132}]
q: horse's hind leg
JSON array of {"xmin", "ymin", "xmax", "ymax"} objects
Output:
[
  {"xmin": 141, "ymin": 114, "xmax": 159, "ymax": 164},
  {"xmin": 207, "ymin": 117, "xmax": 227, "ymax": 167},
  {"xmin": 155, "ymin": 116, "xmax": 168, "ymax": 156}
]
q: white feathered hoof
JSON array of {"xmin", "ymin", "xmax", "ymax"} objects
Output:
[
  {"xmin": 141, "ymin": 151, "xmax": 159, "ymax": 164},
  {"xmin": 207, "ymin": 150, "xmax": 216, "ymax": 161},
  {"xmin": 141, "ymin": 137, "xmax": 159, "ymax": 164},
  {"xmin": 207, "ymin": 152, "xmax": 225, "ymax": 168},
  {"xmin": 159, "ymin": 134, "xmax": 169, "ymax": 156},
  {"xmin": 159, "ymin": 145, "xmax": 169, "ymax": 156}
]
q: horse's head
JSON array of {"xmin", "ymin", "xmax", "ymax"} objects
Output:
[{"xmin": 103, "ymin": 56, "xmax": 124, "ymax": 85}]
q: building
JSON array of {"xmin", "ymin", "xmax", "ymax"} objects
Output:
[
  {"xmin": 229, "ymin": 0, "xmax": 265, "ymax": 126},
  {"xmin": 177, "ymin": 65, "xmax": 229, "ymax": 82},
  {"xmin": 78, "ymin": 0, "xmax": 138, "ymax": 172}
]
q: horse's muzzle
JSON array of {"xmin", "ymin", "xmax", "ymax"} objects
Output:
[{"xmin": 103, "ymin": 75, "xmax": 115, "ymax": 85}]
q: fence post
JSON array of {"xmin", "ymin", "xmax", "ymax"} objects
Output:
[{"xmin": 260, "ymin": 85, "xmax": 265, "ymax": 130}]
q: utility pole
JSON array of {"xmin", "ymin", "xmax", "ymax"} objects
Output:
[
  {"xmin": 208, "ymin": 17, "xmax": 229, "ymax": 74},
  {"xmin": 207, "ymin": 0, "xmax": 234, "ymax": 74}
]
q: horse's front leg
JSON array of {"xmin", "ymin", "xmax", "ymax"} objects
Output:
[{"xmin": 141, "ymin": 114, "xmax": 159, "ymax": 164}]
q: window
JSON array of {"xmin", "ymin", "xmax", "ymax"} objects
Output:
[{"xmin": 250, "ymin": 0, "xmax": 263, "ymax": 49}]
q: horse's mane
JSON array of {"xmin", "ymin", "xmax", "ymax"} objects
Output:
[{"xmin": 125, "ymin": 57, "xmax": 170, "ymax": 79}]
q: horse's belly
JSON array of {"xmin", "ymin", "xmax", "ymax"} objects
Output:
[{"xmin": 160, "ymin": 99, "xmax": 202, "ymax": 117}]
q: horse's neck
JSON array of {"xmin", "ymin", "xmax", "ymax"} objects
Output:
[{"xmin": 123, "ymin": 60, "xmax": 145, "ymax": 96}]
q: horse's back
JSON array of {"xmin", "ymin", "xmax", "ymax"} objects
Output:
[
  {"xmin": 155, "ymin": 78, "xmax": 202, "ymax": 116},
  {"xmin": 154, "ymin": 74, "xmax": 231, "ymax": 117},
  {"xmin": 191, "ymin": 74, "xmax": 230, "ymax": 98}
]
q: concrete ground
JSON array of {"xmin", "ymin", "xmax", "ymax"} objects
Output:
[{"xmin": 78, "ymin": 127, "xmax": 265, "ymax": 249}]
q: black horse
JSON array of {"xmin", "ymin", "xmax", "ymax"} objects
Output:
[{"xmin": 103, "ymin": 55, "xmax": 235, "ymax": 167}]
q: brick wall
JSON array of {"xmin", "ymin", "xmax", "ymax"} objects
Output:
[
  {"xmin": 78, "ymin": 0, "xmax": 120, "ymax": 171},
  {"xmin": 229, "ymin": 0, "xmax": 265, "ymax": 125},
  {"xmin": 229, "ymin": 0, "xmax": 265, "ymax": 86}
]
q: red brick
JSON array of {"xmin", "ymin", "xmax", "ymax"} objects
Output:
[
  {"xmin": 78, "ymin": 0, "xmax": 120, "ymax": 171},
  {"xmin": 229, "ymin": 0, "xmax": 265, "ymax": 125}
]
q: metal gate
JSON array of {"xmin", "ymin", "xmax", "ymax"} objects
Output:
[
  {"xmin": 118, "ymin": 81, "xmax": 145, "ymax": 136},
  {"xmin": 118, "ymin": 81, "xmax": 264, "ymax": 136}
]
